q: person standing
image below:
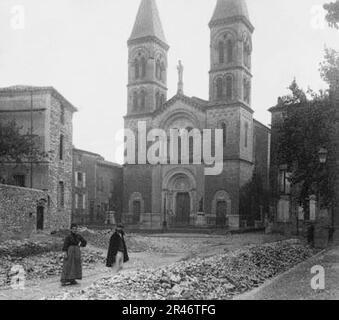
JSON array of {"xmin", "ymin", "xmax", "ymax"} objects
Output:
[
  {"xmin": 61, "ymin": 224, "xmax": 87, "ymax": 286},
  {"xmin": 106, "ymin": 224, "xmax": 129, "ymax": 273}
]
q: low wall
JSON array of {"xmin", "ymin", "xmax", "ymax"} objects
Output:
[{"xmin": 0, "ymin": 184, "xmax": 48, "ymax": 241}]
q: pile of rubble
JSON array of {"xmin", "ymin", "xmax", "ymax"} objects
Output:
[
  {"xmin": 48, "ymin": 239, "xmax": 316, "ymax": 300},
  {"xmin": 0, "ymin": 239, "xmax": 105, "ymax": 289}
]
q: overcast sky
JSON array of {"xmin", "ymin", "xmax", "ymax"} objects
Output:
[{"xmin": 0, "ymin": 0, "xmax": 338, "ymax": 163}]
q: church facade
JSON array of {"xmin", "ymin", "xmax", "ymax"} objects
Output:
[{"xmin": 122, "ymin": 0, "xmax": 271, "ymax": 229}]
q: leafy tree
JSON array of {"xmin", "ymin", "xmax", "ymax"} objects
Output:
[
  {"xmin": 320, "ymin": 47, "xmax": 339, "ymax": 87},
  {"xmin": 275, "ymin": 81, "xmax": 337, "ymax": 211},
  {"xmin": 240, "ymin": 173, "xmax": 270, "ymax": 226},
  {"xmin": 0, "ymin": 121, "xmax": 48, "ymax": 181},
  {"xmin": 324, "ymin": 0, "xmax": 339, "ymax": 29}
]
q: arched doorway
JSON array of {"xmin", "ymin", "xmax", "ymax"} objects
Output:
[
  {"xmin": 128, "ymin": 192, "xmax": 144, "ymax": 225},
  {"xmin": 216, "ymin": 200, "xmax": 227, "ymax": 226},
  {"xmin": 163, "ymin": 169, "xmax": 197, "ymax": 227},
  {"xmin": 132, "ymin": 200, "xmax": 141, "ymax": 224},
  {"xmin": 212, "ymin": 190, "xmax": 232, "ymax": 228},
  {"xmin": 175, "ymin": 192, "xmax": 190, "ymax": 225}
]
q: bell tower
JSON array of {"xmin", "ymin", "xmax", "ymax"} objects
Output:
[
  {"xmin": 209, "ymin": 0, "xmax": 254, "ymax": 108},
  {"xmin": 127, "ymin": 0, "xmax": 169, "ymax": 115}
]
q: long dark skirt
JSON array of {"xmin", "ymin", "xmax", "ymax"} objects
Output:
[{"xmin": 61, "ymin": 246, "xmax": 82, "ymax": 282}]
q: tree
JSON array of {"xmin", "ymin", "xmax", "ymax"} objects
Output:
[
  {"xmin": 239, "ymin": 173, "xmax": 270, "ymax": 226},
  {"xmin": 0, "ymin": 121, "xmax": 48, "ymax": 181},
  {"xmin": 275, "ymin": 81, "xmax": 337, "ymax": 211},
  {"xmin": 324, "ymin": 0, "xmax": 339, "ymax": 29},
  {"xmin": 320, "ymin": 47, "xmax": 339, "ymax": 87}
]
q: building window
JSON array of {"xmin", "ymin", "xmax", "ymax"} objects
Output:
[
  {"xmin": 160, "ymin": 94, "xmax": 165, "ymax": 107},
  {"xmin": 60, "ymin": 106, "xmax": 65, "ymax": 124},
  {"xmin": 75, "ymin": 193, "xmax": 79, "ymax": 209},
  {"xmin": 97, "ymin": 177, "xmax": 104, "ymax": 192},
  {"xmin": 59, "ymin": 135, "xmax": 64, "ymax": 160},
  {"xmin": 243, "ymin": 38, "xmax": 251, "ymax": 68},
  {"xmin": 76, "ymin": 154, "xmax": 82, "ymax": 165},
  {"xmin": 218, "ymin": 41, "xmax": 224, "ymax": 64},
  {"xmin": 244, "ymin": 78, "xmax": 250, "ymax": 104},
  {"xmin": 279, "ymin": 166, "xmax": 291, "ymax": 194},
  {"xmin": 227, "ymin": 39, "xmax": 233, "ymax": 63},
  {"xmin": 221, "ymin": 122, "xmax": 227, "ymax": 148},
  {"xmin": 82, "ymin": 194, "xmax": 86, "ymax": 210},
  {"xmin": 160, "ymin": 62, "xmax": 165, "ymax": 82},
  {"xmin": 134, "ymin": 58, "xmax": 140, "ymax": 79},
  {"xmin": 58, "ymin": 181, "xmax": 65, "ymax": 208},
  {"xmin": 155, "ymin": 92, "xmax": 160, "ymax": 109},
  {"xmin": 156, "ymin": 60, "xmax": 161, "ymax": 80},
  {"xmin": 140, "ymin": 90, "xmax": 146, "ymax": 110},
  {"xmin": 75, "ymin": 172, "xmax": 86, "ymax": 188},
  {"xmin": 141, "ymin": 57, "xmax": 146, "ymax": 78},
  {"xmin": 133, "ymin": 92, "xmax": 138, "ymax": 110},
  {"xmin": 216, "ymin": 78, "xmax": 223, "ymax": 100},
  {"xmin": 13, "ymin": 175, "xmax": 25, "ymax": 187},
  {"xmin": 226, "ymin": 76, "xmax": 233, "ymax": 100},
  {"xmin": 244, "ymin": 122, "xmax": 249, "ymax": 148}
]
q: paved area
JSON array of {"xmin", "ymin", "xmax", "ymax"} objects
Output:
[{"xmin": 234, "ymin": 245, "xmax": 339, "ymax": 300}]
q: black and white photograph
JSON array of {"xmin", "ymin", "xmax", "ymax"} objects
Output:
[{"xmin": 0, "ymin": 0, "xmax": 338, "ymax": 306}]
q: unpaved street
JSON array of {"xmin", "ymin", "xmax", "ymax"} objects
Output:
[{"xmin": 0, "ymin": 232, "xmax": 292, "ymax": 300}]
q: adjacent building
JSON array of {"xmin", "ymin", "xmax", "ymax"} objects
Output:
[
  {"xmin": 72, "ymin": 148, "xmax": 123, "ymax": 225},
  {"xmin": 0, "ymin": 85, "xmax": 77, "ymax": 231}
]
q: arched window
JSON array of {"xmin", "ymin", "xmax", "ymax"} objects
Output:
[
  {"xmin": 216, "ymin": 78, "xmax": 223, "ymax": 100},
  {"xmin": 243, "ymin": 78, "xmax": 250, "ymax": 104},
  {"xmin": 160, "ymin": 62, "xmax": 165, "ymax": 81},
  {"xmin": 141, "ymin": 57, "xmax": 146, "ymax": 78},
  {"xmin": 140, "ymin": 90, "xmax": 146, "ymax": 110},
  {"xmin": 156, "ymin": 60, "xmax": 161, "ymax": 80},
  {"xmin": 226, "ymin": 76, "xmax": 233, "ymax": 100},
  {"xmin": 155, "ymin": 92, "xmax": 160, "ymax": 109},
  {"xmin": 133, "ymin": 92, "xmax": 138, "ymax": 110},
  {"xmin": 218, "ymin": 41, "xmax": 225, "ymax": 64},
  {"xmin": 243, "ymin": 39, "xmax": 251, "ymax": 68},
  {"xmin": 134, "ymin": 59, "xmax": 140, "ymax": 79},
  {"xmin": 160, "ymin": 94, "xmax": 165, "ymax": 107},
  {"xmin": 227, "ymin": 39, "xmax": 233, "ymax": 63},
  {"xmin": 244, "ymin": 122, "xmax": 249, "ymax": 148},
  {"xmin": 221, "ymin": 122, "xmax": 227, "ymax": 148}
]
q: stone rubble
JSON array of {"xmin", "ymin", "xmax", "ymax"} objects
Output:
[
  {"xmin": 0, "ymin": 239, "xmax": 105, "ymax": 289},
  {"xmin": 47, "ymin": 239, "xmax": 316, "ymax": 300}
]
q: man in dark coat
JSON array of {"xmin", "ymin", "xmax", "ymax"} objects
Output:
[{"xmin": 106, "ymin": 224, "xmax": 129, "ymax": 272}]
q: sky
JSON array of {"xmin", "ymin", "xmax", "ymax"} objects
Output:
[{"xmin": 0, "ymin": 0, "xmax": 338, "ymax": 164}]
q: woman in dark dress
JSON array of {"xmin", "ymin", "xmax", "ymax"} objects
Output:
[{"xmin": 61, "ymin": 224, "xmax": 87, "ymax": 286}]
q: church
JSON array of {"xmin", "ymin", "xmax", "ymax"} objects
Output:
[{"xmin": 122, "ymin": 0, "xmax": 271, "ymax": 229}]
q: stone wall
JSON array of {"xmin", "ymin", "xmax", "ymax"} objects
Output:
[{"xmin": 0, "ymin": 184, "xmax": 48, "ymax": 241}]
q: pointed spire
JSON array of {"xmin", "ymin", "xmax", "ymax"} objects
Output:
[
  {"xmin": 209, "ymin": 0, "xmax": 252, "ymax": 28},
  {"xmin": 129, "ymin": 0, "xmax": 167, "ymax": 45}
]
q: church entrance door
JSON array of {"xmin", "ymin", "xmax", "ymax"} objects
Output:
[
  {"xmin": 132, "ymin": 201, "xmax": 141, "ymax": 224},
  {"xmin": 175, "ymin": 193, "xmax": 190, "ymax": 226},
  {"xmin": 216, "ymin": 201, "xmax": 227, "ymax": 227}
]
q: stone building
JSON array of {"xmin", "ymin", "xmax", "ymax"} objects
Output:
[
  {"xmin": 72, "ymin": 148, "xmax": 123, "ymax": 225},
  {"xmin": 269, "ymin": 85, "xmax": 339, "ymax": 237},
  {"xmin": 0, "ymin": 86, "xmax": 76, "ymax": 231},
  {"xmin": 123, "ymin": 0, "xmax": 271, "ymax": 229}
]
